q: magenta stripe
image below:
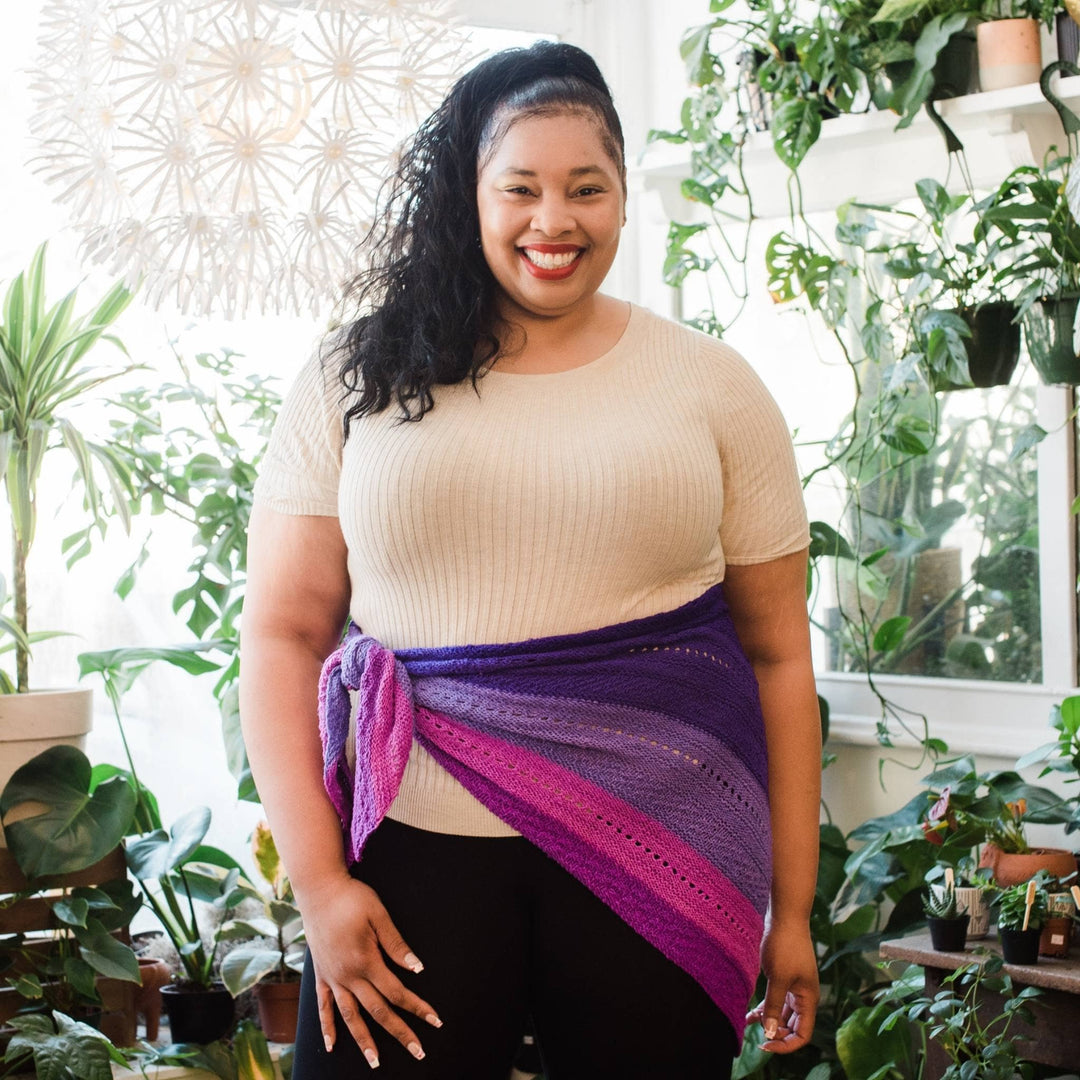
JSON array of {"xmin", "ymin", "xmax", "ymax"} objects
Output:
[{"xmin": 417, "ymin": 707, "xmax": 763, "ymax": 981}]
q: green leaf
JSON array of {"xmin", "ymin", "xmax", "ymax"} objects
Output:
[
  {"xmin": 837, "ymin": 1002, "xmax": 912, "ymax": 1079},
  {"xmin": 77, "ymin": 642, "xmax": 223, "ymax": 682},
  {"xmin": 234, "ymin": 1020, "xmax": 277, "ymax": 1080},
  {"xmin": 1009, "ymin": 423, "xmax": 1047, "ymax": 462},
  {"xmin": 53, "ymin": 897, "xmax": 90, "ymax": 928},
  {"xmin": 771, "ymin": 99, "xmax": 822, "ymax": 170},
  {"xmin": 680, "ymin": 24, "xmax": 714, "ymax": 86},
  {"xmin": 221, "ymin": 946, "xmax": 283, "ymax": 996},
  {"xmin": 126, "ymin": 806, "xmax": 212, "ymax": 880},
  {"xmin": 63, "ymin": 957, "xmax": 101, "ymax": 1002},
  {"xmin": 916, "ymin": 178, "xmax": 951, "ymax": 223},
  {"xmin": 72, "ymin": 918, "xmax": 141, "ymax": 982},
  {"xmin": 6, "ymin": 1011, "xmax": 115, "ymax": 1080},
  {"xmin": 0, "ymin": 746, "xmax": 136, "ymax": 878},
  {"xmin": 874, "ymin": 616, "xmax": 912, "ymax": 653},
  {"xmin": 872, "ymin": 0, "xmax": 935, "ymax": 22},
  {"xmin": 809, "ymin": 521, "xmax": 856, "ymax": 560}
]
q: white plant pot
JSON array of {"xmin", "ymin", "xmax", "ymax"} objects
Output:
[{"xmin": 0, "ymin": 687, "xmax": 93, "ymax": 846}]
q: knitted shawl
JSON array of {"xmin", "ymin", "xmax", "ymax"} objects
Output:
[{"xmin": 318, "ymin": 583, "xmax": 771, "ymax": 1040}]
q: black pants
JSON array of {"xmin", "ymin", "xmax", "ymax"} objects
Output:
[{"xmin": 292, "ymin": 817, "xmax": 739, "ymax": 1080}]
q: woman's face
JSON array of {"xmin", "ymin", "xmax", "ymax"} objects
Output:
[{"xmin": 476, "ymin": 109, "xmax": 625, "ymax": 322}]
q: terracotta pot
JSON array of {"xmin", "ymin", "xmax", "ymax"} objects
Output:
[
  {"xmin": 977, "ymin": 19, "xmax": 1042, "ymax": 92},
  {"xmin": 136, "ymin": 958, "xmax": 173, "ymax": 1041},
  {"xmin": 955, "ymin": 887, "xmax": 991, "ymax": 939},
  {"xmin": 0, "ymin": 688, "xmax": 93, "ymax": 846},
  {"xmin": 978, "ymin": 843, "xmax": 1078, "ymax": 887},
  {"xmin": 255, "ymin": 979, "xmax": 302, "ymax": 1043},
  {"xmin": 1039, "ymin": 915, "xmax": 1072, "ymax": 957}
]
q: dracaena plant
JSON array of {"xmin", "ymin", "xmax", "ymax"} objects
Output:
[{"xmin": 0, "ymin": 242, "xmax": 136, "ymax": 692}]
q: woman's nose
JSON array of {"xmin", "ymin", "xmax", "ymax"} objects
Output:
[{"xmin": 530, "ymin": 196, "xmax": 575, "ymax": 236}]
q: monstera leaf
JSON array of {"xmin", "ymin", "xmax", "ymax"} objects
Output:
[{"xmin": 0, "ymin": 745, "xmax": 135, "ymax": 879}]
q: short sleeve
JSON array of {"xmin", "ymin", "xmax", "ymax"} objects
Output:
[
  {"xmin": 699, "ymin": 336, "xmax": 810, "ymax": 566},
  {"xmin": 253, "ymin": 342, "xmax": 344, "ymax": 516}
]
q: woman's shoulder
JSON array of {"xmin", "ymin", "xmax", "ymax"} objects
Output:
[{"xmin": 630, "ymin": 306, "xmax": 768, "ymax": 395}]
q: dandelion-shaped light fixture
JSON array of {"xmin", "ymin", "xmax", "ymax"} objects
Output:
[{"xmin": 30, "ymin": 0, "xmax": 473, "ymax": 317}]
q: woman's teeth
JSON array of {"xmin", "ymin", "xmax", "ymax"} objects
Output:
[{"xmin": 523, "ymin": 248, "xmax": 581, "ymax": 269}]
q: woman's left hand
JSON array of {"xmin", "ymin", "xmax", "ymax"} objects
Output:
[{"xmin": 745, "ymin": 918, "xmax": 819, "ymax": 1054}]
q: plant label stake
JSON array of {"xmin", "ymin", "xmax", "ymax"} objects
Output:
[{"xmin": 1023, "ymin": 879, "xmax": 1037, "ymax": 931}]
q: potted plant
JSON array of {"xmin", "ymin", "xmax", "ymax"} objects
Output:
[
  {"xmin": 930, "ymin": 855, "xmax": 995, "ymax": 939},
  {"xmin": 886, "ymin": 178, "xmax": 1025, "ymax": 389},
  {"xmin": 978, "ymin": 66, "xmax": 1080, "ymax": 384},
  {"xmin": 994, "ymin": 877, "xmax": 1049, "ymax": 963},
  {"xmin": 220, "ymin": 822, "xmax": 306, "ymax": 1043},
  {"xmin": 0, "ymin": 242, "xmax": 136, "ymax": 793},
  {"xmin": 916, "ymin": 757, "xmax": 1075, "ymax": 886},
  {"xmin": 974, "ymin": 1, "xmax": 1055, "ymax": 92},
  {"xmin": 924, "ymin": 871, "xmax": 970, "ymax": 951},
  {"xmin": 1039, "ymin": 887, "xmax": 1074, "ymax": 957},
  {"xmin": 977, "ymin": 797, "xmax": 1078, "ymax": 886}
]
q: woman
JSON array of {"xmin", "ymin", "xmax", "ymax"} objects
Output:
[{"xmin": 240, "ymin": 41, "xmax": 820, "ymax": 1080}]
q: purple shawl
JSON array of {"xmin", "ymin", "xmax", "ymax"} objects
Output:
[{"xmin": 318, "ymin": 583, "xmax": 771, "ymax": 1040}]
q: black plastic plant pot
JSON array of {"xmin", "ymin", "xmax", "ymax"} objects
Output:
[
  {"xmin": 963, "ymin": 302, "xmax": 1021, "ymax": 387},
  {"xmin": 928, "ymin": 914, "xmax": 969, "ymax": 952},
  {"xmin": 935, "ymin": 303, "xmax": 1022, "ymax": 390},
  {"xmin": 1023, "ymin": 296, "xmax": 1080, "ymax": 385},
  {"xmin": 999, "ymin": 927, "xmax": 1041, "ymax": 965},
  {"xmin": 161, "ymin": 983, "xmax": 235, "ymax": 1044},
  {"xmin": 934, "ymin": 29, "xmax": 978, "ymax": 98}
]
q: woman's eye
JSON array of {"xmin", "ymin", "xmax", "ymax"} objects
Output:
[
  {"xmin": 504, "ymin": 186, "xmax": 534, "ymax": 196},
  {"xmin": 574, "ymin": 186, "xmax": 604, "ymax": 197}
]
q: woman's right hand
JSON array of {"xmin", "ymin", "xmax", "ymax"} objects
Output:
[{"xmin": 299, "ymin": 875, "xmax": 443, "ymax": 1069}]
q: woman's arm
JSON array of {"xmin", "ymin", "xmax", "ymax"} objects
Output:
[
  {"xmin": 723, "ymin": 547, "xmax": 820, "ymax": 1054},
  {"xmin": 240, "ymin": 504, "xmax": 441, "ymax": 1067}
]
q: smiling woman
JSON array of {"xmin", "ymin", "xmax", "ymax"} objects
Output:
[
  {"xmin": 475, "ymin": 110, "xmax": 628, "ymax": 368},
  {"xmin": 239, "ymin": 40, "xmax": 821, "ymax": 1080}
]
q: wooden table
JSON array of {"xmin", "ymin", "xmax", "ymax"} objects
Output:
[{"xmin": 880, "ymin": 931, "xmax": 1080, "ymax": 1078}]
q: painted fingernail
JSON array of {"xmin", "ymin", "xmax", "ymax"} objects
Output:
[
  {"xmin": 405, "ymin": 952, "xmax": 424, "ymax": 973},
  {"xmin": 764, "ymin": 1019, "xmax": 778, "ymax": 1040},
  {"xmin": 426, "ymin": 1012, "xmax": 443, "ymax": 1028},
  {"xmin": 408, "ymin": 1041, "xmax": 425, "ymax": 1060},
  {"xmin": 364, "ymin": 1048, "xmax": 380, "ymax": 1069},
  {"xmin": 324, "ymin": 1036, "xmax": 333, "ymax": 1054}
]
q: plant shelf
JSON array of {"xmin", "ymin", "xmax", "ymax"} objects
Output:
[{"xmin": 638, "ymin": 74, "xmax": 1080, "ymax": 221}]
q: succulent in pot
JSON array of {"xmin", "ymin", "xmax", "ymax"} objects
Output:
[{"xmin": 924, "ymin": 869, "xmax": 970, "ymax": 951}]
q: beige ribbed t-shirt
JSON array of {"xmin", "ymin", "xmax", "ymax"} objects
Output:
[{"xmin": 253, "ymin": 303, "xmax": 810, "ymax": 837}]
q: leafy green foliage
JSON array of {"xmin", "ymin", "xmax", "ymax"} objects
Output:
[
  {"xmin": 4, "ymin": 1011, "xmax": 127, "ymax": 1080},
  {"xmin": 108, "ymin": 345, "xmax": 281, "ymax": 802},
  {"xmin": 883, "ymin": 953, "xmax": 1044, "ymax": 1079},
  {"xmin": 0, "ymin": 243, "xmax": 136, "ymax": 690},
  {"xmin": 0, "ymin": 745, "xmax": 136, "ymax": 878}
]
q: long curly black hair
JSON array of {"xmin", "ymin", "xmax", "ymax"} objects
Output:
[{"xmin": 332, "ymin": 41, "xmax": 625, "ymax": 430}]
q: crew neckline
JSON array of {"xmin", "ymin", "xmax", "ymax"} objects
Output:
[{"xmin": 481, "ymin": 302, "xmax": 642, "ymax": 381}]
